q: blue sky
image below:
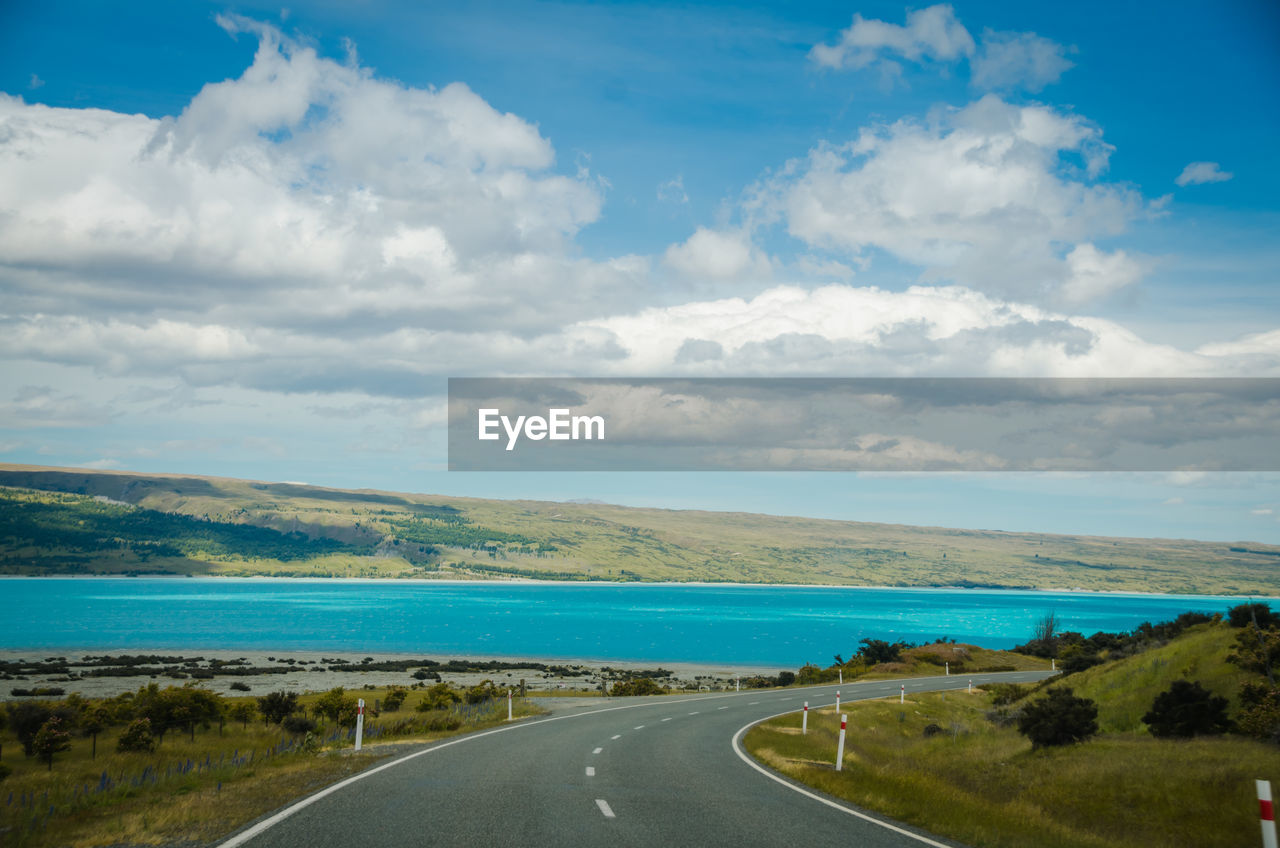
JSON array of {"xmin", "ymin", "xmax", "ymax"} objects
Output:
[{"xmin": 0, "ymin": 1, "xmax": 1278, "ymax": 542}]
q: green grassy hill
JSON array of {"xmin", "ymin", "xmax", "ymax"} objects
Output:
[
  {"xmin": 745, "ymin": 619, "xmax": 1280, "ymax": 848},
  {"xmin": 2, "ymin": 463, "xmax": 1280, "ymax": 594},
  {"xmin": 1065, "ymin": 622, "xmax": 1257, "ymax": 731}
]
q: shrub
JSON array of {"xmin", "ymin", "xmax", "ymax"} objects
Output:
[
  {"xmin": 922, "ymin": 723, "xmax": 943, "ymax": 737},
  {"xmin": 383, "ymin": 687, "xmax": 408, "ymax": 711},
  {"xmin": 776, "ymin": 671, "xmax": 796, "ymax": 687},
  {"xmin": 257, "ymin": 691, "xmax": 299, "ymax": 724},
  {"xmin": 464, "ymin": 680, "xmax": 500, "ymax": 704},
  {"xmin": 282, "ymin": 714, "xmax": 318, "ymax": 735},
  {"xmin": 1016, "ymin": 688, "xmax": 1098, "ymax": 749},
  {"xmin": 1228, "ymin": 603, "xmax": 1278, "ymax": 629},
  {"xmin": 230, "ymin": 682, "xmax": 251, "ymax": 692},
  {"xmin": 1142, "ymin": 680, "xmax": 1233, "ymax": 738},
  {"xmin": 0, "ymin": 762, "xmax": 11, "ymax": 782},
  {"xmin": 986, "ymin": 683, "xmax": 1031, "ymax": 706},
  {"xmin": 611, "ymin": 677, "xmax": 664, "ymax": 696},
  {"xmin": 416, "ymin": 683, "xmax": 461, "ymax": 711},
  {"xmin": 116, "ymin": 718, "xmax": 155, "ymax": 753},
  {"xmin": 1238, "ymin": 682, "xmax": 1280, "ymax": 743},
  {"xmin": 858, "ymin": 638, "xmax": 909, "ymax": 664}
]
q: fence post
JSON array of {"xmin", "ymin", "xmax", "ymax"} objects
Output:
[
  {"xmin": 802, "ymin": 702, "xmax": 809, "ymax": 735},
  {"xmin": 354, "ymin": 699, "xmax": 364, "ymax": 752},
  {"xmin": 1260, "ymin": 780, "xmax": 1277, "ymax": 848},
  {"xmin": 835, "ymin": 714, "xmax": 847, "ymax": 771}
]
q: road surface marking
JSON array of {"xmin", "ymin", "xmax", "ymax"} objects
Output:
[
  {"xmin": 661, "ymin": 717, "xmax": 672, "ymax": 722},
  {"xmin": 689, "ymin": 711, "xmax": 699, "ymax": 715},
  {"xmin": 215, "ymin": 672, "xmax": 1052, "ymax": 847},
  {"xmin": 611, "ymin": 734, "xmax": 621, "ymax": 740},
  {"xmin": 749, "ymin": 701, "xmax": 760, "ymax": 705},
  {"xmin": 733, "ymin": 710, "xmax": 965, "ymax": 848},
  {"xmin": 718, "ymin": 706, "xmax": 728, "ymax": 710},
  {"xmin": 596, "ymin": 799, "xmax": 616, "ymax": 819},
  {"xmin": 585, "ymin": 766, "xmax": 596, "ymax": 777},
  {"xmin": 592, "ymin": 747, "xmax": 603, "ymax": 754},
  {"xmin": 633, "ymin": 725, "xmax": 645, "ymax": 730}
]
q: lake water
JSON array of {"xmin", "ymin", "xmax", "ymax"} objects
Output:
[{"xmin": 0, "ymin": 578, "xmax": 1268, "ymax": 668}]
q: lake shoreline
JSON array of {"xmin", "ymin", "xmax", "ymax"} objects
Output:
[{"xmin": 0, "ymin": 573, "xmax": 1271, "ymax": 600}]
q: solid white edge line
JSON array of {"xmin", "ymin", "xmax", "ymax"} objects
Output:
[
  {"xmin": 731, "ymin": 692, "xmax": 1008, "ymax": 848},
  {"xmin": 218, "ymin": 672, "xmax": 1052, "ymax": 846},
  {"xmin": 596, "ymin": 798, "xmax": 616, "ymax": 818}
]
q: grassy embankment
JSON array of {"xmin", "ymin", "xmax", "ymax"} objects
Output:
[
  {"xmin": 4, "ymin": 464, "xmax": 1280, "ymax": 594},
  {"xmin": 0, "ymin": 686, "xmax": 543, "ymax": 848},
  {"xmin": 744, "ymin": 622, "xmax": 1279, "ymax": 848}
]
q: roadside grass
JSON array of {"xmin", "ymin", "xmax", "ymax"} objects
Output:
[
  {"xmin": 745, "ymin": 689, "xmax": 1277, "ymax": 848},
  {"xmin": 0, "ymin": 687, "xmax": 543, "ymax": 847},
  {"xmin": 1064, "ymin": 623, "xmax": 1254, "ymax": 731}
]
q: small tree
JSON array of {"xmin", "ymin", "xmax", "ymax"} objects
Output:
[
  {"xmin": 257, "ymin": 691, "xmax": 299, "ymax": 725},
  {"xmin": 117, "ymin": 718, "xmax": 156, "ymax": 754},
  {"xmin": 8, "ymin": 702, "xmax": 53, "ymax": 756},
  {"xmin": 1142, "ymin": 680, "xmax": 1233, "ymax": 737},
  {"xmin": 33, "ymin": 717, "xmax": 72, "ymax": 770},
  {"xmin": 315, "ymin": 687, "xmax": 358, "ymax": 724},
  {"xmin": 228, "ymin": 700, "xmax": 258, "ymax": 730},
  {"xmin": 81, "ymin": 705, "xmax": 111, "ymax": 760},
  {"xmin": 1017, "ymin": 688, "xmax": 1098, "ymax": 749}
]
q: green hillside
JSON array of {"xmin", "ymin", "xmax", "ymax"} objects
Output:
[
  {"xmin": 745, "ymin": 617, "xmax": 1280, "ymax": 848},
  {"xmin": 2, "ymin": 463, "xmax": 1279, "ymax": 594}
]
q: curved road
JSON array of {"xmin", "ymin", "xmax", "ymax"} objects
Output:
[{"xmin": 220, "ymin": 671, "xmax": 1054, "ymax": 848}]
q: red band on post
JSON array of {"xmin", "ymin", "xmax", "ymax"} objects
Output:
[{"xmin": 1262, "ymin": 799, "xmax": 1274, "ymax": 821}]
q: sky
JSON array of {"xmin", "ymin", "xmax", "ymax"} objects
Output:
[{"xmin": 0, "ymin": 1, "xmax": 1278, "ymax": 542}]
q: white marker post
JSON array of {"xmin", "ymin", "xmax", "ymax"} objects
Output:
[
  {"xmin": 507, "ymin": 689, "xmax": 513, "ymax": 721},
  {"xmin": 354, "ymin": 699, "xmax": 365, "ymax": 752},
  {"xmin": 1052, "ymin": 658, "xmax": 1056, "ymax": 672},
  {"xmin": 968, "ymin": 679, "xmax": 973, "ymax": 693},
  {"xmin": 736, "ymin": 675, "xmax": 740, "ymax": 692},
  {"xmin": 900, "ymin": 684, "xmax": 905, "ymax": 704},
  {"xmin": 835, "ymin": 714, "xmax": 847, "ymax": 771},
  {"xmin": 838, "ymin": 669, "xmax": 843, "ymax": 685},
  {"xmin": 802, "ymin": 702, "xmax": 809, "ymax": 735},
  {"xmin": 945, "ymin": 661, "xmax": 949, "ymax": 676},
  {"xmin": 835, "ymin": 690, "xmax": 840, "ymax": 712},
  {"xmin": 1260, "ymin": 779, "xmax": 1277, "ymax": 848}
]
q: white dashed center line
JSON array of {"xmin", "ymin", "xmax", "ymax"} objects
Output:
[
  {"xmin": 688, "ymin": 711, "xmax": 699, "ymax": 715},
  {"xmin": 718, "ymin": 706, "xmax": 728, "ymax": 710},
  {"xmin": 661, "ymin": 717, "xmax": 672, "ymax": 722},
  {"xmin": 592, "ymin": 747, "xmax": 603, "ymax": 754},
  {"xmin": 596, "ymin": 799, "xmax": 616, "ymax": 819},
  {"xmin": 585, "ymin": 766, "xmax": 596, "ymax": 777},
  {"xmin": 611, "ymin": 734, "xmax": 621, "ymax": 740},
  {"xmin": 633, "ymin": 725, "xmax": 645, "ymax": 730},
  {"xmin": 749, "ymin": 701, "xmax": 760, "ymax": 705}
]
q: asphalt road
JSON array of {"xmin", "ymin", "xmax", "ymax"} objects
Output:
[{"xmin": 220, "ymin": 670, "xmax": 1055, "ymax": 848}]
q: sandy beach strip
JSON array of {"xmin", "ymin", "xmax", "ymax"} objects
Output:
[{"xmin": 0, "ymin": 647, "xmax": 787, "ymax": 700}]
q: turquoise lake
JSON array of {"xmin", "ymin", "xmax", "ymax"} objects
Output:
[{"xmin": 1, "ymin": 578, "xmax": 1269, "ymax": 667}]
